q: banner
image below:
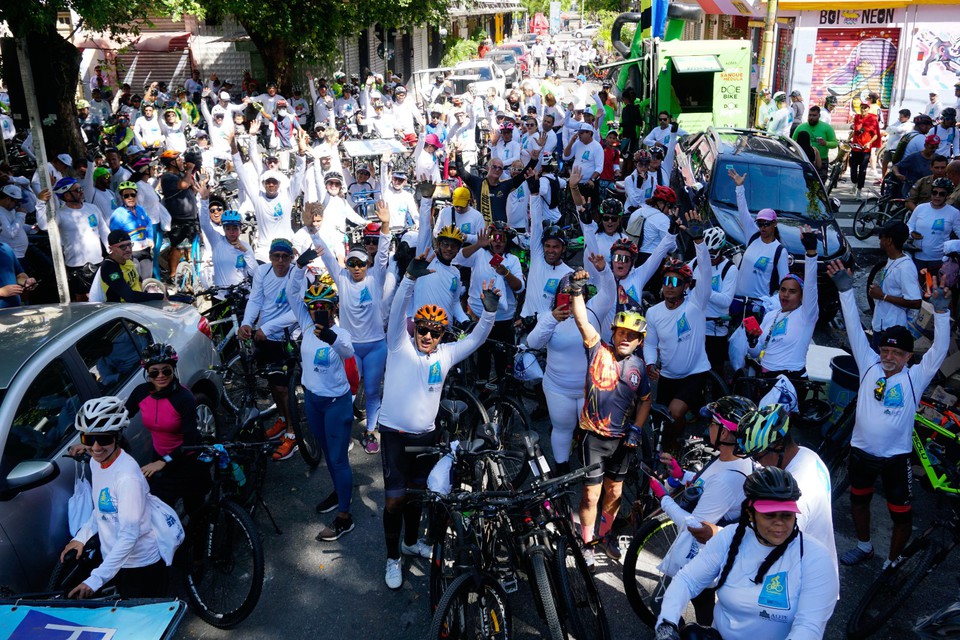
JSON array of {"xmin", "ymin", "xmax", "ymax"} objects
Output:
[{"xmin": 0, "ymin": 600, "xmax": 185, "ymax": 640}]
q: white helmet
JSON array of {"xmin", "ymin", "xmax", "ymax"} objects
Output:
[
  {"xmin": 75, "ymin": 396, "xmax": 129, "ymax": 434},
  {"xmin": 772, "ymin": 91, "xmax": 786, "ymax": 103},
  {"xmin": 513, "ymin": 349, "xmax": 544, "ymax": 382},
  {"xmin": 704, "ymin": 227, "xmax": 726, "ymax": 252}
]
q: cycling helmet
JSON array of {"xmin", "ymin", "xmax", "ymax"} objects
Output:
[
  {"xmin": 915, "ymin": 602, "xmax": 960, "ymax": 639},
  {"xmin": 824, "ymin": 95, "xmax": 838, "ymax": 107},
  {"xmin": 221, "ymin": 210, "xmax": 242, "ymax": 225},
  {"xmin": 789, "ymin": 90, "xmax": 802, "ymax": 98},
  {"xmin": 649, "ymin": 185, "xmax": 677, "ymax": 204},
  {"xmin": 75, "ymin": 396, "xmax": 129, "ymax": 434},
  {"xmin": 932, "ymin": 177, "xmax": 953, "ymax": 191},
  {"xmin": 414, "ymin": 304, "xmax": 450, "ymax": 327},
  {"xmin": 436, "ymin": 225, "xmax": 466, "ymax": 245},
  {"xmin": 703, "ymin": 227, "xmax": 726, "ymax": 252},
  {"xmin": 160, "ymin": 149, "xmax": 180, "ymax": 159},
  {"xmin": 661, "ymin": 256, "xmax": 693, "ymax": 281},
  {"xmin": 743, "ymin": 466, "xmax": 801, "ymax": 504},
  {"xmin": 648, "ymin": 146, "xmax": 666, "ymax": 160},
  {"xmin": 542, "ymin": 225, "xmax": 567, "ymax": 246},
  {"xmin": 131, "ymin": 157, "xmax": 152, "ymax": 172},
  {"xmin": 700, "ymin": 395, "xmax": 757, "ymax": 432},
  {"xmin": 772, "ymin": 91, "xmax": 787, "ymax": 103},
  {"xmin": 500, "ymin": 121, "xmax": 515, "ymax": 131},
  {"xmin": 942, "ymin": 107, "xmax": 957, "ymax": 121},
  {"xmin": 303, "ymin": 281, "xmax": 339, "ymax": 307},
  {"xmin": 140, "ymin": 343, "xmax": 180, "ymax": 368},
  {"xmin": 324, "ymin": 171, "xmax": 344, "ymax": 185},
  {"xmin": 635, "ymin": 149, "xmax": 651, "ymax": 164},
  {"xmin": 53, "ymin": 177, "xmax": 79, "ymax": 197},
  {"xmin": 611, "ymin": 310, "xmax": 646, "ymax": 334},
  {"xmin": 737, "ymin": 404, "xmax": 791, "ymax": 456},
  {"xmin": 76, "ymin": 99, "xmax": 90, "ymax": 110},
  {"xmin": 488, "ymin": 220, "xmax": 514, "ymax": 240},
  {"xmin": 118, "ymin": 181, "xmax": 138, "ymax": 193},
  {"xmin": 599, "ymin": 198, "xmax": 624, "ymax": 217},
  {"xmin": 914, "ymin": 114, "xmax": 934, "ymax": 125},
  {"xmin": 363, "ymin": 222, "xmax": 382, "ymax": 239},
  {"xmin": 610, "ymin": 238, "xmax": 638, "ymax": 256}
]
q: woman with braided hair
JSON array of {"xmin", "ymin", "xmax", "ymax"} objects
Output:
[{"xmin": 655, "ymin": 466, "xmax": 838, "ymax": 640}]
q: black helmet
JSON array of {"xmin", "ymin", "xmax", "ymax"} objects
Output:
[
  {"xmin": 324, "ymin": 171, "xmax": 344, "ymax": 184},
  {"xmin": 743, "ymin": 466, "xmax": 801, "ymax": 503},
  {"xmin": 700, "ymin": 395, "xmax": 756, "ymax": 432},
  {"xmin": 824, "ymin": 95, "xmax": 838, "ymax": 107},
  {"xmin": 933, "ymin": 177, "xmax": 953, "ymax": 191},
  {"xmin": 140, "ymin": 343, "xmax": 179, "ymax": 368},
  {"xmin": 942, "ymin": 107, "xmax": 957, "ymax": 121},
  {"xmin": 599, "ymin": 198, "xmax": 624, "ymax": 217}
]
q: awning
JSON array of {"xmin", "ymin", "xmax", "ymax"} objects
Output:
[
  {"xmin": 449, "ymin": 0, "xmax": 527, "ymax": 18},
  {"xmin": 695, "ymin": 0, "xmax": 764, "ymax": 17},
  {"xmin": 73, "ymin": 31, "xmax": 192, "ymax": 52},
  {"xmin": 672, "ymin": 55, "xmax": 724, "ymax": 73}
]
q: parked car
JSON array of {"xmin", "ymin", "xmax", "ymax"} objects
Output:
[
  {"xmin": 451, "ymin": 60, "xmax": 507, "ymax": 99},
  {"xmin": 673, "ymin": 127, "xmax": 852, "ymax": 322},
  {"xmin": 520, "ymin": 33, "xmax": 540, "ymax": 47},
  {"xmin": 496, "ymin": 42, "xmax": 531, "ymax": 75},
  {"xmin": 486, "ymin": 48, "xmax": 522, "ymax": 88},
  {"xmin": 0, "ymin": 301, "xmax": 223, "ymax": 594},
  {"xmin": 575, "ymin": 22, "xmax": 602, "ymax": 39}
]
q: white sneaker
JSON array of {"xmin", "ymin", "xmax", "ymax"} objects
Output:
[
  {"xmin": 385, "ymin": 558, "xmax": 402, "ymax": 590},
  {"xmin": 856, "ymin": 188, "xmax": 862, "ymax": 199},
  {"xmin": 401, "ymin": 538, "xmax": 433, "ymax": 559}
]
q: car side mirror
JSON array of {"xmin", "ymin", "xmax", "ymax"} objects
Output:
[
  {"xmin": 830, "ymin": 197, "xmax": 840, "ymax": 213},
  {"xmin": 2, "ymin": 460, "xmax": 60, "ymax": 498}
]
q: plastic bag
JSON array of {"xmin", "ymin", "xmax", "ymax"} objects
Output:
[
  {"xmin": 759, "ymin": 374, "xmax": 799, "ymax": 414},
  {"xmin": 148, "ymin": 494, "xmax": 185, "ymax": 566},
  {"xmin": 728, "ymin": 326, "xmax": 748, "ymax": 372},
  {"xmin": 67, "ymin": 463, "xmax": 93, "ymax": 536},
  {"xmin": 513, "ymin": 349, "xmax": 543, "ymax": 382},
  {"xmin": 427, "ymin": 441, "xmax": 460, "ymax": 495}
]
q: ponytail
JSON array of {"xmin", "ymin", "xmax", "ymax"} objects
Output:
[
  {"xmin": 716, "ymin": 501, "xmax": 750, "ymax": 589},
  {"xmin": 752, "ymin": 526, "xmax": 801, "ymax": 585}
]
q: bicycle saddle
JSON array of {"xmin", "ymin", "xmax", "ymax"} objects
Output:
[
  {"xmin": 439, "ymin": 399, "xmax": 468, "ymax": 423},
  {"xmin": 463, "ymin": 422, "xmax": 500, "ymax": 454}
]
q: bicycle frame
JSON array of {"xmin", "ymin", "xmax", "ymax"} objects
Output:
[{"xmin": 914, "ymin": 403, "xmax": 960, "ymax": 495}]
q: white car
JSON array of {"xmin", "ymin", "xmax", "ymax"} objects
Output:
[
  {"xmin": 450, "ymin": 60, "xmax": 506, "ymax": 99},
  {"xmin": 575, "ymin": 22, "xmax": 602, "ymax": 39}
]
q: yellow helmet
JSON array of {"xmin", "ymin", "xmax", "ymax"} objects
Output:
[
  {"xmin": 436, "ymin": 225, "xmax": 466, "ymax": 245},
  {"xmin": 611, "ymin": 310, "xmax": 646, "ymax": 334},
  {"xmin": 317, "ymin": 272, "xmax": 337, "ymax": 291}
]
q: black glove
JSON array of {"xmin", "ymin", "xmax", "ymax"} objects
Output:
[
  {"xmin": 655, "ymin": 621, "xmax": 681, "ymax": 640},
  {"xmin": 481, "ymin": 288, "xmax": 501, "ymax": 313},
  {"xmin": 406, "ymin": 256, "xmax": 432, "ymax": 280},
  {"xmin": 569, "ymin": 273, "xmax": 587, "ymax": 295},
  {"xmin": 527, "ymin": 175, "xmax": 539, "ymax": 195},
  {"xmin": 168, "ymin": 294, "xmax": 193, "ymax": 304},
  {"xmin": 747, "ymin": 332, "xmax": 760, "ymax": 349},
  {"xmin": 801, "ymin": 230, "xmax": 819, "ymax": 252},
  {"xmin": 297, "ymin": 248, "xmax": 318, "ymax": 268},
  {"xmin": 831, "ymin": 267, "xmax": 854, "ymax": 293},
  {"xmin": 316, "ymin": 327, "xmax": 337, "ymax": 344},
  {"xmin": 683, "ymin": 216, "xmax": 704, "ymax": 241},
  {"xmin": 667, "ymin": 215, "xmax": 680, "ymax": 235}
]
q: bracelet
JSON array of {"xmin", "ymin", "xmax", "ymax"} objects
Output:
[
  {"xmin": 162, "ymin": 455, "xmax": 172, "ymax": 463},
  {"xmin": 883, "ymin": 294, "xmax": 888, "ymax": 302}
]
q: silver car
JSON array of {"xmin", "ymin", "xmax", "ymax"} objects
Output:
[{"xmin": 0, "ymin": 302, "xmax": 223, "ymax": 594}]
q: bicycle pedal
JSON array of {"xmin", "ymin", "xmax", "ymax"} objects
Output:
[{"xmin": 499, "ymin": 576, "xmax": 519, "ymax": 594}]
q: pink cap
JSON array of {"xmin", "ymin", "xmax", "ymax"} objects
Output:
[
  {"xmin": 926, "ymin": 134, "xmax": 942, "ymax": 146},
  {"xmin": 424, "ymin": 133, "xmax": 443, "ymax": 149},
  {"xmin": 756, "ymin": 208, "xmax": 778, "ymax": 221},
  {"xmin": 752, "ymin": 499, "xmax": 801, "ymax": 514}
]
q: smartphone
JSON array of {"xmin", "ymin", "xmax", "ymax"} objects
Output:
[
  {"xmin": 489, "ymin": 253, "xmax": 504, "ymax": 268},
  {"xmin": 312, "ymin": 309, "xmax": 330, "ymax": 330},
  {"xmin": 556, "ymin": 293, "xmax": 571, "ymax": 309},
  {"xmin": 743, "ymin": 315, "xmax": 762, "ymax": 334}
]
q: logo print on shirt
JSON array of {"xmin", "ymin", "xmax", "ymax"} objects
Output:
[
  {"xmin": 235, "ymin": 255, "xmax": 246, "ymax": 269},
  {"xmin": 98, "ymin": 488, "xmax": 117, "ymax": 513},
  {"xmin": 272, "ymin": 201, "xmax": 283, "ymax": 220},
  {"xmin": 275, "ymin": 287, "xmax": 287, "ymax": 306},
  {"xmin": 676, "ymin": 312, "xmax": 691, "ymax": 337},
  {"xmin": 428, "ymin": 361, "xmax": 442, "ymax": 384},
  {"xmin": 544, "ymin": 278, "xmax": 560, "ymax": 295},
  {"xmin": 87, "ymin": 214, "xmax": 98, "ymax": 228},
  {"xmin": 754, "ymin": 256, "xmax": 770, "ymax": 272},
  {"xmin": 711, "ymin": 274, "xmax": 721, "ymax": 291},
  {"xmin": 771, "ymin": 317, "xmax": 788, "ymax": 337},
  {"xmin": 933, "ymin": 218, "xmax": 945, "ymax": 231},
  {"xmin": 359, "ymin": 286, "xmax": 371, "ymax": 304},
  {"xmin": 883, "ymin": 383, "xmax": 905, "ymax": 407},
  {"xmin": 449, "ymin": 277, "xmax": 458, "ymax": 292},
  {"xmin": 758, "ymin": 571, "xmax": 790, "ymax": 610},
  {"xmin": 582, "ymin": 150, "xmax": 591, "ymax": 160},
  {"xmin": 313, "ymin": 347, "xmax": 330, "ymax": 367}
]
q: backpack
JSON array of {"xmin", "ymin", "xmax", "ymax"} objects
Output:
[
  {"xmin": 543, "ymin": 174, "xmax": 561, "ymax": 210},
  {"xmin": 892, "ymin": 131, "xmax": 921, "ymax": 165},
  {"xmin": 747, "ymin": 232, "xmax": 785, "ymax": 295}
]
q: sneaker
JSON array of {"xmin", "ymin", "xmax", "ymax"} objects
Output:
[
  {"xmin": 361, "ymin": 431, "xmax": 380, "ymax": 454},
  {"xmin": 855, "ymin": 188, "xmax": 863, "ymax": 200},
  {"xmin": 840, "ymin": 545, "xmax": 875, "ymax": 566},
  {"xmin": 272, "ymin": 434, "xmax": 298, "ymax": 461},
  {"xmin": 315, "ymin": 492, "xmax": 339, "ymax": 514},
  {"xmin": 401, "ymin": 538, "xmax": 433, "ymax": 559},
  {"xmin": 598, "ymin": 536, "xmax": 622, "ymax": 561},
  {"xmin": 385, "ymin": 558, "xmax": 403, "ymax": 589},
  {"xmin": 265, "ymin": 417, "xmax": 287, "ymax": 440},
  {"xmin": 316, "ymin": 515, "xmax": 355, "ymax": 541},
  {"xmin": 582, "ymin": 547, "xmax": 597, "ymax": 574}
]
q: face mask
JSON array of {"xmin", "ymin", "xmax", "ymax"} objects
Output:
[{"xmin": 278, "ymin": 109, "xmax": 288, "ymax": 117}]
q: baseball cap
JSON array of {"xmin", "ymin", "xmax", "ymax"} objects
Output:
[
  {"xmin": 579, "ymin": 122, "xmax": 595, "ymax": 133},
  {"xmin": 926, "ymin": 134, "xmax": 942, "ymax": 146},
  {"xmin": 108, "ymin": 229, "xmax": 131, "ymax": 245},
  {"xmin": 757, "ymin": 208, "xmax": 778, "ymax": 221},
  {"xmin": 0, "ymin": 184, "xmax": 22, "ymax": 200},
  {"xmin": 57, "ymin": 153, "xmax": 73, "ymax": 166},
  {"xmin": 269, "ymin": 238, "xmax": 293, "ymax": 254},
  {"xmin": 346, "ymin": 247, "xmax": 370, "ymax": 263},
  {"xmin": 576, "ymin": 74, "xmax": 586, "ymax": 82},
  {"xmin": 877, "ymin": 325, "xmax": 914, "ymax": 352},
  {"xmin": 452, "ymin": 187, "xmax": 471, "ymax": 207},
  {"xmin": 752, "ymin": 499, "xmax": 801, "ymax": 514},
  {"xmin": 219, "ymin": 91, "xmax": 231, "ymax": 101},
  {"xmin": 261, "ymin": 170, "xmax": 284, "ymax": 184}
]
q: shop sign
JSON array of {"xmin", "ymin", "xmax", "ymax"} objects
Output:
[{"xmin": 819, "ymin": 9, "xmax": 896, "ymax": 26}]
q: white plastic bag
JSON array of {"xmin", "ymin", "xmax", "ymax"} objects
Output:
[
  {"xmin": 148, "ymin": 494, "xmax": 185, "ymax": 566},
  {"xmin": 513, "ymin": 349, "xmax": 544, "ymax": 382},
  {"xmin": 427, "ymin": 441, "xmax": 460, "ymax": 495},
  {"xmin": 67, "ymin": 463, "xmax": 93, "ymax": 536},
  {"xmin": 759, "ymin": 374, "xmax": 799, "ymax": 414},
  {"xmin": 728, "ymin": 326, "xmax": 748, "ymax": 372}
]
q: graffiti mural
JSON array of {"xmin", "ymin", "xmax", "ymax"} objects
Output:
[
  {"xmin": 811, "ymin": 29, "xmax": 899, "ymax": 125},
  {"xmin": 910, "ymin": 31, "xmax": 960, "ymax": 91}
]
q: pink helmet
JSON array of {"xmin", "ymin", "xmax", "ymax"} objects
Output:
[{"xmin": 424, "ymin": 133, "xmax": 443, "ymax": 149}]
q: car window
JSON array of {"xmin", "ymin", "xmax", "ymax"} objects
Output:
[
  {"xmin": 76, "ymin": 320, "xmax": 151, "ymax": 395},
  {"xmin": 477, "ymin": 68, "xmax": 492, "ymax": 81},
  {"xmin": 3, "ymin": 359, "xmax": 81, "ymax": 472},
  {"xmin": 712, "ymin": 162, "xmax": 830, "ymax": 220}
]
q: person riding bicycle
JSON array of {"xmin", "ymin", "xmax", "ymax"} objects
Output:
[
  {"xmin": 92, "ymin": 230, "xmax": 167, "ymax": 304},
  {"xmin": 907, "ymin": 176, "xmax": 960, "ymax": 275},
  {"xmin": 60, "ymin": 397, "xmax": 168, "ymax": 599},
  {"xmin": 655, "ymin": 466, "xmax": 839, "ymax": 640},
  {"xmin": 688, "ymin": 227, "xmax": 739, "ymax": 374},
  {"xmin": 727, "ymin": 167, "xmax": 789, "ymax": 328},
  {"xmin": 643, "ymin": 212, "xmax": 713, "ymax": 452},
  {"xmin": 197, "ymin": 190, "xmax": 256, "ymax": 288},
  {"xmin": 742, "ymin": 226, "xmax": 820, "ymax": 378},
  {"xmin": 869, "ymin": 222, "xmax": 923, "ymax": 346},
  {"xmin": 377, "ymin": 256, "xmax": 499, "ymax": 590},
  {"xmin": 906, "ymin": 154, "xmax": 950, "ymax": 212},
  {"xmin": 110, "ymin": 181, "xmax": 155, "ymax": 280},
  {"xmin": 829, "ymin": 259, "xmax": 951, "ymax": 568},
  {"xmin": 647, "ymin": 396, "xmax": 756, "ymax": 625}
]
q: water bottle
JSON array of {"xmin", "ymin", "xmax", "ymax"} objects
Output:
[
  {"xmin": 231, "ymin": 462, "xmax": 247, "ymax": 487},
  {"xmin": 213, "ymin": 444, "xmax": 229, "ymax": 469}
]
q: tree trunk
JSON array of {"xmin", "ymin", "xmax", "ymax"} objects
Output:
[{"xmin": 239, "ymin": 22, "xmax": 296, "ymax": 95}]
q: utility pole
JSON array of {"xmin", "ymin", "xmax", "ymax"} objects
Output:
[
  {"xmin": 755, "ymin": 0, "xmax": 778, "ymax": 127},
  {"xmin": 16, "ymin": 37, "xmax": 71, "ymax": 304}
]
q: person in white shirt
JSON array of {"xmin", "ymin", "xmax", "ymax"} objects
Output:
[
  {"xmin": 907, "ymin": 176, "xmax": 960, "ymax": 273},
  {"xmin": 830, "ymin": 260, "xmax": 950, "ymax": 568},
  {"xmin": 446, "ymin": 103, "xmax": 478, "ymax": 173},
  {"xmin": 766, "ymin": 92, "xmax": 793, "ymax": 137},
  {"xmin": 133, "ymin": 104, "xmax": 163, "ymax": 149},
  {"xmin": 656, "ymin": 466, "xmax": 839, "ymax": 640},
  {"xmin": 643, "ymin": 111, "xmax": 686, "ymax": 174},
  {"xmin": 930, "ymin": 107, "xmax": 959, "ymax": 158},
  {"xmin": 882, "ymin": 108, "xmax": 914, "ymax": 180},
  {"xmin": 563, "ymin": 122, "xmax": 604, "ymax": 207},
  {"xmin": 432, "ymin": 186, "xmax": 484, "ymax": 244},
  {"xmin": 289, "ymin": 87, "xmax": 310, "ymax": 128},
  {"xmin": 626, "ymin": 185, "xmax": 676, "ymax": 263},
  {"xmin": 925, "ymin": 92, "xmax": 943, "ymax": 121},
  {"xmin": 623, "ymin": 151, "xmax": 651, "ymax": 212},
  {"xmin": 391, "ymin": 85, "xmax": 423, "ymax": 137},
  {"xmin": 869, "ymin": 222, "xmax": 922, "ymax": 342},
  {"xmin": 520, "ymin": 187, "xmax": 574, "ymax": 319},
  {"xmin": 247, "ymin": 83, "xmax": 285, "ymax": 117},
  {"xmin": 490, "ymin": 121, "xmax": 522, "ymax": 165},
  {"xmin": 381, "ymin": 171, "xmax": 418, "ymax": 230},
  {"xmin": 592, "ymin": 198, "xmax": 628, "ymax": 258},
  {"xmin": 335, "ymin": 87, "xmax": 360, "ymax": 121},
  {"xmin": 691, "ymin": 227, "xmax": 739, "ymax": 374},
  {"xmin": 159, "ymin": 108, "xmax": 188, "ymax": 153},
  {"xmin": 197, "ymin": 198, "xmax": 255, "ymax": 288}
]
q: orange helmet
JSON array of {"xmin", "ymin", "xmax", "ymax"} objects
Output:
[
  {"xmin": 160, "ymin": 150, "xmax": 180, "ymax": 159},
  {"xmin": 414, "ymin": 304, "xmax": 449, "ymax": 327}
]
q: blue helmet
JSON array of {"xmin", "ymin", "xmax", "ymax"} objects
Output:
[
  {"xmin": 53, "ymin": 177, "xmax": 79, "ymax": 198},
  {"xmin": 221, "ymin": 210, "xmax": 242, "ymax": 225}
]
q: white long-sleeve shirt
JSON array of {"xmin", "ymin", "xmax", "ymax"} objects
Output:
[
  {"xmin": 643, "ymin": 124, "xmax": 686, "ymax": 172},
  {"xmin": 199, "ymin": 199, "xmax": 256, "ymax": 287},
  {"xmin": 234, "ymin": 152, "xmax": 306, "ymax": 261},
  {"xmin": 241, "ymin": 263, "xmax": 298, "ymax": 340},
  {"xmin": 563, "ymin": 138, "xmax": 604, "ymax": 183},
  {"xmin": 0, "ymin": 204, "xmax": 29, "ymax": 258},
  {"xmin": 37, "ymin": 203, "xmax": 109, "ymax": 267},
  {"xmin": 520, "ymin": 197, "xmax": 573, "ymax": 318},
  {"xmin": 688, "ymin": 257, "xmax": 738, "ymax": 336},
  {"xmin": 734, "ymin": 185, "xmax": 789, "ymax": 298},
  {"xmin": 458, "ymin": 247, "xmax": 525, "ymax": 321},
  {"xmin": 786, "ymin": 445, "xmax": 838, "ymax": 576},
  {"xmin": 381, "ymin": 186, "xmax": 419, "ymax": 230},
  {"xmin": 317, "ymin": 231, "xmax": 390, "ymax": 343}
]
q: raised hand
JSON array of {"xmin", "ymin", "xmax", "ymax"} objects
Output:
[
  {"xmin": 800, "ymin": 224, "xmax": 820, "ymax": 254},
  {"xmin": 375, "ymin": 200, "xmax": 391, "ymax": 226},
  {"xmin": 406, "ymin": 250, "xmax": 435, "ymax": 280},
  {"xmin": 929, "ymin": 273, "xmax": 952, "ymax": 313},
  {"xmin": 680, "ymin": 210, "xmax": 705, "ymax": 242},
  {"xmin": 480, "ymin": 278, "xmax": 502, "ymax": 312},
  {"xmin": 826, "ymin": 258, "xmax": 854, "ymax": 292},
  {"xmin": 727, "ymin": 167, "xmax": 746, "ymax": 186},
  {"xmin": 474, "ymin": 228, "xmax": 492, "ymax": 247},
  {"xmin": 587, "ymin": 252, "xmax": 606, "ymax": 272},
  {"xmin": 569, "ymin": 166, "xmax": 582, "ymax": 184}
]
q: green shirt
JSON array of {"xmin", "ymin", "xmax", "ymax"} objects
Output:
[{"xmin": 792, "ymin": 121, "xmax": 838, "ymax": 160}]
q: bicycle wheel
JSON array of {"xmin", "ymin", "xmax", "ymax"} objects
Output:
[
  {"xmin": 853, "ymin": 198, "xmax": 881, "ymax": 240},
  {"xmin": 529, "ymin": 549, "xmax": 566, "ymax": 640},
  {"xmin": 430, "ymin": 511, "xmax": 466, "ymax": 613},
  {"xmin": 174, "ymin": 260, "xmax": 197, "ymax": 294},
  {"xmin": 554, "ymin": 534, "xmax": 610, "ymax": 640},
  {"xmin": 47, "ymin": 538, "xmax": 104, "ymax": 595},
  {"xmin": 182, "ymin": 498, "xmax": 265, "ymax": 628},
  {"xmin": 287, "ymin": 367, "xmax": 321, "ymax": 468},
  {"xmin": 487, "ymin": 395, "xmax": 532, "ymax": 488},
  {"xmin": 428, "ymin": 572, "xmax": 511, "ymax": 640},
  {"xmin": 441, "ymin": 385, "xmax": 490, "ymax": 442},
  {"xmin": 846, "ymin": 538, "xmax": 940, "ymax": 639},
  {"xmin": 826, "ymin": 162, "xmax": 841, "ymax": 195},
  {"xmin": 622, "ymin": 513, "xmax": 696, "ymax": 628},
  {"xmin": 818, "ymin": 402, "xmax": 855, "ymax": 501},
  {"xmin": 619, "ymin": 405, "xmax": 673, "ymax": 524},
  {"xmin": 223, "ymin": 354, "xmax": 274, "ymax": 415}
]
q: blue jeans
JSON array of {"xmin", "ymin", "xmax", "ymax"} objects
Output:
[
  {"xmin": 304, "ymin": 391, "xmax": 353, "ymax": 513},
  {"xmin": 152, "ymin": 223, "xmax": 163, "ymax": 280},
  {"xmin": 353, "ymin": 339, "xmax": 387, "ymax": 431}
]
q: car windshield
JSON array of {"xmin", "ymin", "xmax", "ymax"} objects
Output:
[
  {"xmin": 492, "ymin": 53, "xmax": 516, "ymax": 65},
  {"xmin": 711, "ymin": 161, "xmax": 831, "ymax": 220}
]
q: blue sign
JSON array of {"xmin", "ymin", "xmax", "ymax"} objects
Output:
[{"xmin": 0, "ymin": 601, "xmax": 184, "ymax": 640}]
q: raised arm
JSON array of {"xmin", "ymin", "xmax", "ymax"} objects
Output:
[
  {"xmin": 570, "ymin": 269, "xmax": 599, "ymax": 346},
  {"xmin": 800, "ymin": 230, "xmax": 820, "ymax": 322},
  {"xmin": 632, "ymin": 231, "xmax": 678, "ymax": 291},
  {"xmin": 729, "ymin": 169, "xmax": 758, "ymax": 237},
  {"xmin": 288, "ymin": 152, "xmax": 307, "ymax": 200},
  {"xmin": 828, "ymin": 260, "xmax": 878, "ymax": 372}
]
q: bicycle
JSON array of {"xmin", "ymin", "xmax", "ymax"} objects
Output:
[
  {"xmin": 852, "ymin": 173, "xmax": 909, "ymax": 240},
  {"xmin": 825, "ymin": 142, "xmax": 850, "ymax": 196}
]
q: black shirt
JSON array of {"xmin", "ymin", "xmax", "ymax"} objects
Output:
[{"xmin": 161, "ymin": 171, "xmax": 198, "ymax": 222}]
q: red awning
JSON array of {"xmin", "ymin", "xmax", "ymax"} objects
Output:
[
  {"xmin": 74, "ymin": 32, "xmax": 191, "ymax": 52},
  {"xmin": 695, "ymin": 0, "xmax": 763, "ymax": 16}
]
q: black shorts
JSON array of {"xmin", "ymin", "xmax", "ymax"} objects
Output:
[
  {"xmin": 168, "ymin": 219, "xmax": 199, "ymax": 248},
  {"xmin": 67, "ymin": 262, "xmax": 99, "ymax": 298},
  {"xmin": 848, "ymin": 446, "xmax": 912, "ymax": 507},
  {"xmin": 379, "ymin": 427, "xmax": 440, "ymax": 499},
  {"xmin": 254, "ymin": 339, "xmax": 290, "ymax": 386},
  {"xmin": 577, "ymin": 429, "xmax": 632, "ymax": 486},
  {"xmin": 656, "ymin": 371, "xmax": 709, "ymax": 411}
]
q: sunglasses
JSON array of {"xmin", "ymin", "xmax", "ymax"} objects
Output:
[
  {"xmin": 209, "ymin": 206, "xmax": 224, "ymax": 212},
  {"xmin": 346, "ymin": 259, "xmax": 367, "ymax": 268},
  {"xmin": 113, "ymin": 242, "xmax": 133, "ymax": 250},
  {"xmin": 270, "ymin": 253, "xmax": 292, "ymax": 261},
  {"xmin": 416, "ymin": 325, "xmax": 444, "ymax": 339},
  {"xmin": 326, "ymin": 182, "xmax": 342, "ymax": 188},
  {"xmin": 659, "ymin": 117, "xmax": 670, "ymax": 122},
  {"xmin": 612, "ymin": 253, "xmax": 633, "ymax": 263},
  {"xmin": 122, "ymin": 193, "xmax": 137, "ymax": 199},
  {"xmin": 148, "ymin": 366, "xmax": 174, "ymax": 379},
  {"xmin": 490, "ymin": 165, "xmax": 504, "ymax": 171},
  {"xmin": 525, "ymin": 123, "xmax": 537, "ymax": 128},
  {"xmin": 80, "ymin": 433, "xmax": 117, "ymax": 447},
  {"xmin": 663, "ymin": 276, "xmax": 682, "ymax": 287},
  {"xmin": 932, "ymin": 190, "xmax": 949, "ymax": 196},
  {"xmin": 491, "ymin": 234, "xmax": 506, "ymax": 242},
  {"xmin": 600, "ymin": 215, "xmax": 619, "ymax": 222},
  {"xmin": 756, "ymin": 220, "xmax": 776, "ymax": 228},
  {"xmin": 874, "ymin": 377, "xmax": 886, "ymax": 402},
  {"xmin": 362, "ymin": 237, "xmax": 380, "ymax": 245}
]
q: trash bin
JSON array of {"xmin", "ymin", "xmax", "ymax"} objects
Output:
[{"xmin": 827, "ymin": 355, "xmax": 859, "ymax": 424}]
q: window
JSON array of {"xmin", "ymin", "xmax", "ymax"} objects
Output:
[
  {"xmin": 76, "ymin": 320, "xmax": 151, "ymax": 395},
  {"xmin": 3, "ymin": 360, "xmax": 81, "ymax": 472},
  {"xmin": 711, "ymin": 162, "xmax": 830, "ymax": 220}
]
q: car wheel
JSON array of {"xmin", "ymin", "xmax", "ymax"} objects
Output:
[
  {"xmin": 195, "ymin": 392, "xmax": 221, "ymax": 441},
  {"xmin": 576, "ymin": 31, "xmax": 582, "ymax": 38}
]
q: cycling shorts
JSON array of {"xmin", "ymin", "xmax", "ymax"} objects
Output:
[
  {"xmin": 656, "ymin": 371, "xmax": 709, "ymax": 412},
  {"xmin": 576, "ymin": 429, "xmax": 632, "ymax": 486},
  {"xmin": 379, "ymin": 427, "xmax": 440, "ymax": 499},
  {"xmin": 168, "ymin": 219, "xmax": 200, "ymax": 248},
  {"xmin": 253, "ymin": 339, "xmax": 290, "ymax": 386},
  {"xmin": 848, "ymin": 446, "xmax": 912, "ymax": 507}
]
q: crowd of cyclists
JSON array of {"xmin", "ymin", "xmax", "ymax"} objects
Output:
[{"xmin": 3, "ymin": 38, "xmax": 960, "ymax": 639}]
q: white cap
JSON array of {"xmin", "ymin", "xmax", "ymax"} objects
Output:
[
  {"xmin": 1, "ymin": 184, "xmax": 22, "ymax": 200},
  {"xmin": 579, "ymin": 122, "xmax": 595, "ymax": 133},
  {"xmin": 57, "ymin": 153, "xmax": 73, "ymax": 166},
  {"xmin": 219, "ymin": 91, "xmax": 231, "ymax": 101},
  {"xmin": 261, "ymin": 170, "xmax": 284, "ymax": 184}
]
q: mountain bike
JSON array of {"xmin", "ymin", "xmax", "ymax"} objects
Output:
[
  {"xmin": 851, "ymin": 173, "xmax": 909, "ymax": 240},
  {"xmin": 825, "ymin": 142, "xmax": 850, "ymax": 196}
]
